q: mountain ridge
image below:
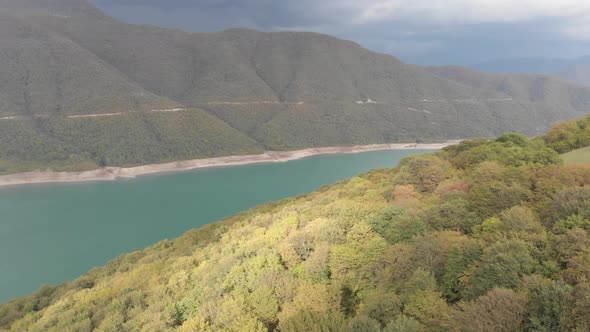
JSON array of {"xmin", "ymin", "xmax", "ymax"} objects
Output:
[
  {"xmin": 0, "ymin": 0, "xmax": 589, "ymax": 173},
  {"xmin": 474, "ymin": 55, "xmax": 590, "ymax": 87},
  {"xmin": 556, "ymin": 64, "xmax": 590, "ymax": 87},
  {"xmin": 474, "ymin": 55, "xmax": 590, "ymax": 74}
]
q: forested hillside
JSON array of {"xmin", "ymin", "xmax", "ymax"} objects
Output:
[
  {"xmin": 2, "ymin": 115, "xmax": 590, "ymax": 331},
  {"xmin": 0, "ymin": 110, "xmax": 263, "ymax": 174},
  {"xmin": 1, "ymin": 0, "xmax": 590, "ymax": 174}
]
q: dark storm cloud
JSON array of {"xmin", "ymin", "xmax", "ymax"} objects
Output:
[{"xmin": 89, "ymin": 0, "xmax": 590, "ymax": 65}]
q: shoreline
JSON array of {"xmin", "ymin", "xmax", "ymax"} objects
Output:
[{"xmin": 0, "ymin": 141, "xmax": 459, "ymax": 188}]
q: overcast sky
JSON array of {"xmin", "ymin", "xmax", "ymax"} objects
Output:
[{"xmin": 90, "ymin": 0, "xmax": 590, "ymax": 65}]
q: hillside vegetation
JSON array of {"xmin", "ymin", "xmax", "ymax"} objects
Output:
[
  {"xmin": 0, "ymin": 110, "xmax": 262, "ymax": 174},
  {"xmin": 1, "ymin": 0, "xmax": 590, "ymax": 174},
  {"xmin": 2, "ymin": 116, "xmax": 590, "ymax": 331},
  {"xmin": 563, "ymin": 147, "xmax": 590, "ymax": 165},
  {"xmin": 544, "ymin": 114, "xmax": 590, "ymax": 154}
]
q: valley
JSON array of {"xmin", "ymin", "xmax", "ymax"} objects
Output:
[
  {"xmin": 0, "ymin": 148, "xmax": 429, "ymax": 304},
  {"xmin": 1, "ymin": 1, "xmax": 590, "ymax": 331},
  {"xmin": 2, "ymin": 116, "xmax": 589, "ymax": 331},
  {"xmin": 0, "ymin": 142, "xmax": 454, "ymax": 187}
]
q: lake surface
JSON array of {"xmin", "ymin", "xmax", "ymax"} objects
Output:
[{"xmin": 0, "ymin": 149, "xmax": 430, "ymax": 303}]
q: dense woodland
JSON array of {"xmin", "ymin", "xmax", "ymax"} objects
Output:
[
  {"xmin": 1, "ymin": 115, "xmax": 590, "ymax": 332},
  {"xmin": 0, "ymin": 110, "xmax": 263, "ymax": 175},
  {"xmin": 2, "ymin": 0, "xmax": 590, "ymax": 175}
]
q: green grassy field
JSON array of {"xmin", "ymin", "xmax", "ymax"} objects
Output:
[{"xmin": 562, "ymin": 146, "xmax": 590, "ymax": 165}]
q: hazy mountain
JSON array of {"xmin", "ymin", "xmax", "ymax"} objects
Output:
[
  {"xmin": 427, "ymin": 65, "xmax": 590, "ymax": 106},
  {"xmin": 475, "ymin": 56, "xmax": 590, "ymax": 87},
  {"xmin": 0, "ymin": 0, "xmax": 105, "ymax": 18},
  {"xmin": 474, "ymin": 55, "xmax": 590, "ymax": 74},
  {"xmin": 1, "ymin": 0, "xmax": 590, "ymax": 173},
  {"xmin": 555, "ymin": 64, "xmax": 590, "ymax": 87}
]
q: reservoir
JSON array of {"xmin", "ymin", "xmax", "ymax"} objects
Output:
[{"xmin": 0, "ymin": 149, "xmax": 430, "ymax": 303}]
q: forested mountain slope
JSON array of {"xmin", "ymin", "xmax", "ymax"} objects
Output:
[
  {"xmin": 0, "ymin": 14, "xmax": 177, "ymax": 117},
  {"xmin": 2, "ymin": 115, "xmax": 590, "ymax": 332},
  {"xmin": 1, "ymin": 0, "xmax": 590, "ymax": 174},
  {"xmin": 427, "ymin": 65, "xmax": 590, "ymax": 123}
]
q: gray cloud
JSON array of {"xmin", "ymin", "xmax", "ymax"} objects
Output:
[
  {"xmin": 90, "ymin": 0, "xmax": 590, "ymax": 65},
  {"xmin": 91, "ymin": 0, "xmax": 349, "ymax": 29}
]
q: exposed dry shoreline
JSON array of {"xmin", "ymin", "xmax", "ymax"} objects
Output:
[{"xmin": 0, "ymin": 141, "xmax": 459, "ymax": 188}]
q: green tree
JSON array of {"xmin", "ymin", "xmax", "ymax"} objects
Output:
[
  {"xmin": 526, "ymin": 280, "xmax": 573, "ymax": 332},
  {"xmin": 423, "ymin": 198, "xmax": 478, "ymax": 233},
  {"xmin": 545, "ymin": 116, "xmax": 590, "ymax": 153},
  {"xmin": 571, "ymin": 282, "xmax": 590, "ymax": 331},
  {"xmin": 495, "ymin": 133, "xmax": 530, "ymax": 148},
  {"xmin": 457, "ymin": 288, "xmax": 528, "ymax": 332},
  {"xmin": 330, "ymin": 222, "xmax": 387, "ymax": 290},
  {"xmin": 360, "ymin": 293, "xmax": 402, "ymax": 327},
  {"xmin": 346, "ymin": 316, "xmax": 381, "ymax": 332},
  {"xmin": 399, "ymin": 269, "xmax": 437, "ymax": 302},
  {"xmin": 543, "ymin": 187, "xmax": 590, "ymax": 227},
  {"xmin": 375, "ymin": 212, "xmax": 429, "ymax": 244},
  {"xmin": 468, "ymin": 181, "xmax": 530, "ymax": 219},
  {"xmin": 404, "ymin": 290, "xmax": 456, "ymax": 331},
  {"xmin": 440, "ymin": 242, "xmax": 481, "ymax": 302},
  {"xmin": 463, "ymin": 240, "xmax": 535, "ymax": 299},
  {"xmin": 278, "ymin": 310, "xmax": 346, "ymax": 332},
  {"xmin": 396, "ymin": 155, "xmax": 456, "ymax": 192},
  {"xmin": 473, "ymin": 206, "xmax": 546, "ymax": 243},
  {"xmin": 248, "ymin": 285, "xmax": 279, "ymax": 325},
  {"xmin": 383, "ymin": 314, "xmax": 423, "ymax": 332}
]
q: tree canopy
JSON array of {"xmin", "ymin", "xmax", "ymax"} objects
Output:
[{"xmin": 2, "ymin": 115, "xmax": 590, "ymax": 331}]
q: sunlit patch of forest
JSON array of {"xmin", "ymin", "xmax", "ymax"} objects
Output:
[{"xmin": 1, "ymin": 115, "xmax": 590, "ymax": 332}]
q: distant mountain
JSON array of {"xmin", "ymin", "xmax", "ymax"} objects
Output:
[
  {"xmin": 0, "ymin": 0, "xmax": 590, "ymax": 173},
  {"xmin": 555, "ymin": 64, "xmax": 590, "ymax": 87},
  {"xmin": 474, "ymin": 55, "xmax": 590, "ymax": 74},
  {"xmin": 427, "ymin": 65, "xmax": 590, "ymax": 105},
  {"xmin": 474, "ymin": 56, "xmax": 590, "ymax": 87}
]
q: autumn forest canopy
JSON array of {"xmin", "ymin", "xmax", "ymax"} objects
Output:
[{"xmin": 1, "ymin": 115, "xmax": 590, "ymax": 331}]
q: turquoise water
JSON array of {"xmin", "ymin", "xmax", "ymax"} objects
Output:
[{"xmin": 0, "ymin": 149, "xmax": 429, "ymax": 303}]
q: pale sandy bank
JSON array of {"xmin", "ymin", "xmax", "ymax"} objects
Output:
[{"xmin": 0, "ymin": 141, "xmax": 459, "ymax": 188}]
